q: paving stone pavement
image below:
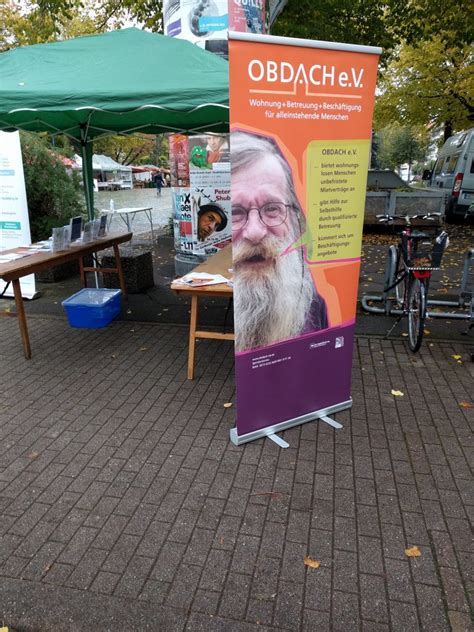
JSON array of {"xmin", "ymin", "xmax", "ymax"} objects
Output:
[{"xmin": 0, "ymin": 315, "xmax": 472, "ymax": 631}]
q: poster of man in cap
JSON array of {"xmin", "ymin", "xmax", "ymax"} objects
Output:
[{"xmin": 191, "ymin": 185, "xmax": 231, "ymax": 255}]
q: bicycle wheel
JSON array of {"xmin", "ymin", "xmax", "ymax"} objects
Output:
[{"xmin": 408, "ymin": 277, "xmax": 427, "ymax": 352}]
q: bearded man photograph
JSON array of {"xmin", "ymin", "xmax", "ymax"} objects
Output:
[{"xmin": 231, "ymin": 130, "xmax": 328, "ymax": 353}]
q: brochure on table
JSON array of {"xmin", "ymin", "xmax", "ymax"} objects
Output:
[{"xmin": 0, "ymin": 131, "xmax": 37, "ymax": 299}]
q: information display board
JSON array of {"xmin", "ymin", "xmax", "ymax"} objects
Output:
[
  {"xmin": 228, "ymin": 32, "xmax": 381, "ymax": 444},
  {"xmin": 0, "ymin": 131, "xmax": 36, "ymax": 299}
]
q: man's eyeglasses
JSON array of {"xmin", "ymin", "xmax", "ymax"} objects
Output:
[{"xmin": 231, "ymin": 202, "xmax": 293, "ymax": 229}]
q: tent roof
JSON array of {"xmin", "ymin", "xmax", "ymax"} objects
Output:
[
  {"xmin": 0, "ymin": 28, "xmax": 229, "ymax": 140},
  {"xmin": 73, "ymin": 153, "xmax": 132, "ymax": 171},
  {"xmin": 92, "ymin": 154, "xmax": 132, "ymax": 171}
]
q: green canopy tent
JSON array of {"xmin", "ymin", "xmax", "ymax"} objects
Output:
[{"xmin": 0, "ymin": 28, "xmax": 229, "ymax": 219}]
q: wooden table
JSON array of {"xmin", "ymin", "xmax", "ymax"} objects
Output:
[
  {"xmin": 171, "ymin": 246, "xmax": 234, "ymax": 379},
  {"xmin": 0, "ymin": 231, "xmax": 132, "ymax": 359}
]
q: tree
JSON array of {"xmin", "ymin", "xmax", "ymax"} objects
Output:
[
  {"xmin": 271, "ymin": 0, "xmax": 398, "ymax": 66},
  {"xmin": 272, "ymin": 0, "xmax": 472, "ymax": 136},
  {"xmin": 0, "ymin": 0, "xmax": 99, "ymax": 50},
  {"xmin": 386, "ymin": 0, "xmax": 473, "ymax": 51},
  {"xmin": 21, "ymin": 132, "xmax": 85, "ymax": 241},
  {"xmin": 374, "ymin": 39, "xmax": 473, "ymax": 140},
  {"xmin": 272, "ymin": 0, "xmax": 473, "ymax": 59},
  {"xmin": 376, "ymin": 124, "xmax": 429, "ymax": 180},
  {"xmin": 0, "ymin": 0, "xmax": 163, "ymax": 51},
  {"xmin": 93, "ymin": 134, "xmax": 157, "ymax": 165}
]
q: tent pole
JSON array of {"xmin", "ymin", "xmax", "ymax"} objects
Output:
[
  {"xmin": 80, "ymin": 130, "xmax": 94, "ymax": 222},
  {"xmin": 80, "ymin": 126, "xmax": 99, "ymax": 287}
]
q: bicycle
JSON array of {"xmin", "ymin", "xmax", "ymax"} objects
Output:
[{"xmin": 380, "ymin": 213, "xmax": 449, "ymax": 352}]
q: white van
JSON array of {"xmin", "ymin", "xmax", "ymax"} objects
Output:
[{"xmin": 425, "ymin": 128, "xmax": 474, "ymax": 220}]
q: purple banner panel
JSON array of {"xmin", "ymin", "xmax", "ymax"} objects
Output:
[{"xmin": 234, "ymin": 322, "xmax": 354, "ymax": 437}]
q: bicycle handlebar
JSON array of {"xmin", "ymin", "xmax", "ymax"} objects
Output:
[{"xmin": 376, "ymin": 212, "xmax": 442, "ymax": 224}]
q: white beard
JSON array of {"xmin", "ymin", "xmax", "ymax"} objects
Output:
[{"xmin": 233, "ymin": 236, "xmax": 315, "ymax": 352}]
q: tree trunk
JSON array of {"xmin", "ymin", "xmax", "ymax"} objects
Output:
[{"xmin": 444, "ymin": 121, "xmax": 453, "ymax": 141}]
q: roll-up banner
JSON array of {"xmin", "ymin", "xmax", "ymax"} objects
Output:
[
  {"xmin": 0, "ymin": 131, "xmax": 36, "ymax": 299},
  {"xmin": 229, "ymin": 33, "xmax": 381, "ymax": 445}
]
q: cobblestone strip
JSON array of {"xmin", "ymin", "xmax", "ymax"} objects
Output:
[{"xmin": 0, "ymin": 317, "xmax": 472, "ymax": 631}]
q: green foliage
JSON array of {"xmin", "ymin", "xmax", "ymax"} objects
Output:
[
  {"xmin": 0, "ymin": 0, "xmax": 163, "ymax": 50},
  {"xmin": 153, "ymin": 134, "xmax": 169, "ymax": 167},
  {"xmin": 272, "ymin": 0, "xmax": 400, "ymax": 66},
  {"xmin": 21, "ymin": 132, "xmax": 85, "ymax": 241},
  {"xmin": 273, "ymin": 0, "xmax": 474, "ymax": 131},
  {"xmin": 93, "ymin": 134, "xmax": 157, "ymax": 165},
  {"xmin": 374, "ymin": 39, "xmax": 473, "ymax": 138},
  {"xmin": 386, "ymin": 0, "xmax": 473, "ymax": 50},
  {"xmin": 273, "ymin": 0, "xmax": 473, "ymax": 62},
  {"xmin": 0, "ymin": 0, "xmax": 99, "ymax": 50},
  {"xmin": 92, "ymin": 133, "xmax": 168, "ymax": 167},
  {"xmin": 376, "ymin": 125, "xmax": 429, "ymax": 177},
  {"xmin": 98, "ymin": 0, "xmax": 163, "ymax": 31}
]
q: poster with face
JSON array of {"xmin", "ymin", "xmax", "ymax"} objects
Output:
[
  {"xmin": 228, "ymin": 33, "xmax": 380, "ymax": 444},
  {"xmin": 188, "ymin": 134, "xmax": 230, "ymax": 173},
  {"xmin": 228, "ymin": 0, "xmax": 266, "ymax": 34},
  {"xmin": 190, "ymin": 176, "xmax": 231, "ymax": 255},
  {"xmin": 163, "ymin": 0, "xmax": 229, "ymax": 57}
]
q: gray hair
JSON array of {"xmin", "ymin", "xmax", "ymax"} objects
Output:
[{"xmin": 230, "ymin": 131, "xmax": 304, "ymax": 237}]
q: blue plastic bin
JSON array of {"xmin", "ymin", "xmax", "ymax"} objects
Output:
[{"xmin": 62, "ymin": 288, "xmax": 122, "ymax": 328}]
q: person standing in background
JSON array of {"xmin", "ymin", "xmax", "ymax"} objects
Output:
[{"xmin": 153, "ymin": 170, "xmax": 165, "ymax": 196}]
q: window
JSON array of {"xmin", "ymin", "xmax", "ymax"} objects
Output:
[
  {"xmin": 444, "ymin": 152, "xmax": 461, "ymax": 175},
  {"xmin": 433, "ymin": 158, "xmax": 444, "ymax": 176}
]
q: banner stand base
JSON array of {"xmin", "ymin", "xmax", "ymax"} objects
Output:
[
  {"xmin": 230, "ymin": 399, "xmax": 351, "ymax": 447},
  {"xmin": 267, "ymin": 433, "xmax": 290, "ymax": 449}
]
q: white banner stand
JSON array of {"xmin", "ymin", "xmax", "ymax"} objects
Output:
[{"xmin": 0, "ymin": 131, "xmax": 37, "ymax": 299}]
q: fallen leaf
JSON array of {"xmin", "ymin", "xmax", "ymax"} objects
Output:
[
  {"xmin": 27, "ymin": 451, "xmax": 39, "ymax": 459},
  {"xmin": 223, "ymin": 402, "xmax": 233, "ymax": 408},
  {"xmin": 249, "ymin": 491, "xmax": 285, "ymax": 498},
  {"xmin": 452, "ymin": 355, "xmax": 462, "ymax": 360},
  {"xmin": 459, "ymin": 402, "xmax": 473, "ymax": 409},
  {"xmin": 139, "ymin": 347, "xmax": 148, "ymax": 351},
  {"xmin": 304, "ymin": 556, "xmax": 321, "ymax": 569},
  {"xmin": 126, "ymin": 309, "xmax": 132, "ymax": 314},
  {"xmin": 423, "ymin": 328, "xmax": 430, "ymax": 335},
  {"xmin": 405, "ymin": 546, "xmax": 421, "ymax": 557},
  {"xmin": 401, "ymin": 333, "xmax": 408, "ymax": 337},
  {"xmin": 391, "ymin": 389, "xmax": 404, "ymax": 397},
  {"xmin": 111, "ymin": 354, "xmax": 116, "ymax": 359}
]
